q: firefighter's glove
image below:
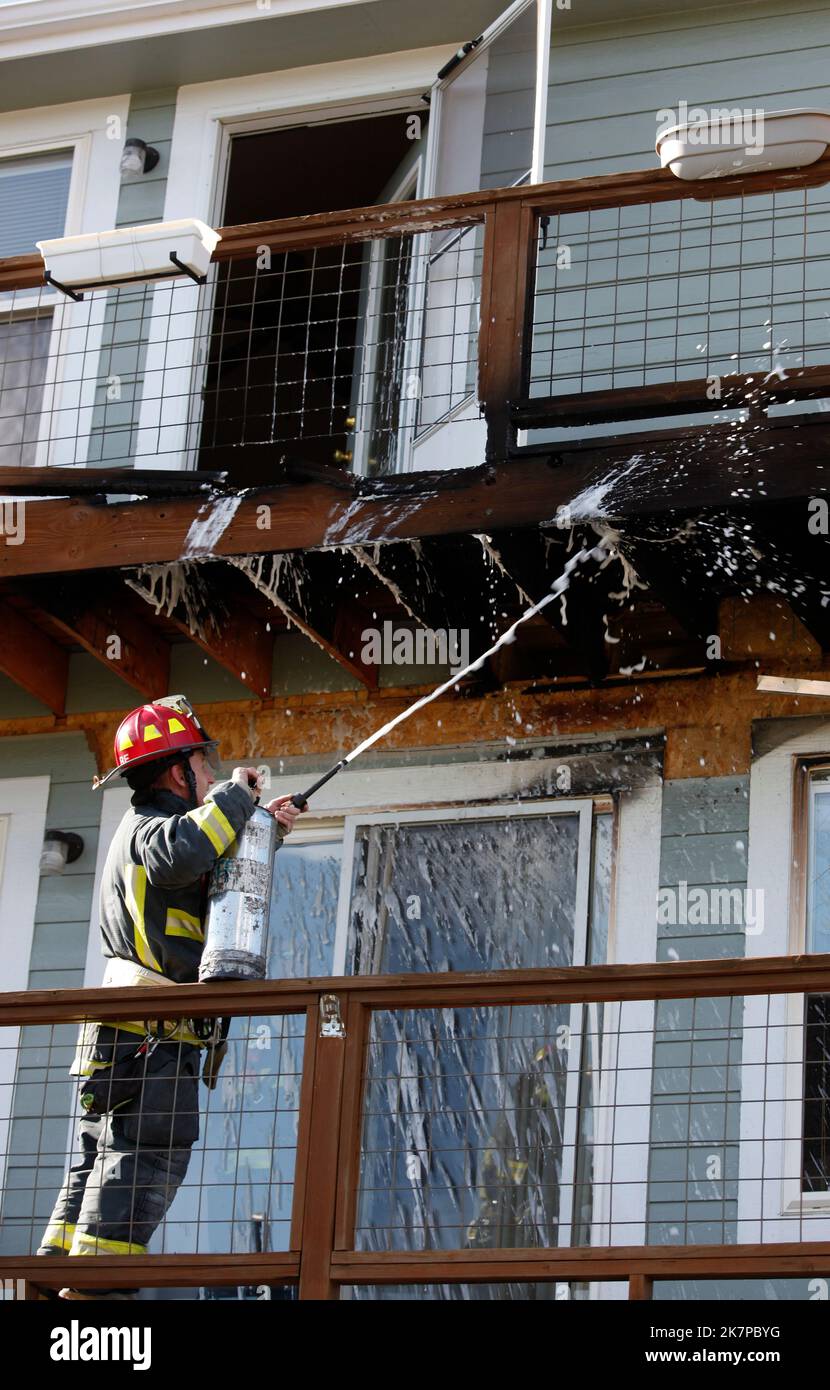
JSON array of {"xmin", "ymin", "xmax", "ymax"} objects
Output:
[{"xmin": 202, "ymin": 1040, "xmax": 229, "ymax": 1090}]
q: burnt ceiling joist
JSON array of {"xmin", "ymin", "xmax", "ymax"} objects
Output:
[
  {"xmin": 0, "ymin": 598, "xmax": 68, "ymax": 714},
  {"xmin": 23, "ymin": 579, "xmax": 171, "ymax": 698},
  {"xmin": 125, "ymin": 562, "xmax": 275, "ymax": 699},
  {"xmin": 229, "ymin": 548, "xmax": 382, "ymax": 689}
]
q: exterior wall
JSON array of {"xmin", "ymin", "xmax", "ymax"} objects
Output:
[
  {"xmin": 87, "ymin": 88, "xmax": 178, "ymax": 468},
  {"xmin": 0, "ymin": 733, "xmax": 99, "ymax": 1254},
  {"xmin": 544, "ymin": 1, "xmax": 830, "ymax": 179},
  {"xmin": 647, "ymin": 775, "xmax": 750, "ymax": 1289}
]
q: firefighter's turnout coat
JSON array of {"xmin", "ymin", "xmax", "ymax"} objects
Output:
[{"xmin": 73, "ymin": 779, "xmax": 257, "ymax": 1069}]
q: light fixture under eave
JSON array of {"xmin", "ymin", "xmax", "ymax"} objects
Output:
[
  {"xmin": 40, "ymin": 830, "xmax": 84, "ymax": 877},
  {"xmin": 120, "ymin": 138, "xmax": 160, "ymax": 177},
  {"xmin": 36, "ymin": 218, "xmax": 221, "ymax": 300}
]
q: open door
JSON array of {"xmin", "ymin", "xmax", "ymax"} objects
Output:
[{"xmin": 405, "ymin": 0, "xmax": 537, "ymax": 473}]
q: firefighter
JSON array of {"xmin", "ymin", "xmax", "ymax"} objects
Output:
[{"xmin": 36, "ymin": 695, "xmax": 302, "ymax": 1300}]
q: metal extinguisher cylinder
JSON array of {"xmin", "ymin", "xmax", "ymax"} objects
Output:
[{"xmin": 199, "ymin": 805, "xmax": 284, "ymax": 982}]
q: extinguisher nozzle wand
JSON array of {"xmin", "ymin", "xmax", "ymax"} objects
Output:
[{"xmin": 292, "ymin": 759, "xmax": 347, "ymax": 809}]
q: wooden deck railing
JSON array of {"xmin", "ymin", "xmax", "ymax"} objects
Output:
[
  {"xmin": 2, "ymin": 153, "xmax": 830, "ymax": 470},
  {"xmin": 4, "ymin": 953, "xmax": 830, "ymax": 1300}
]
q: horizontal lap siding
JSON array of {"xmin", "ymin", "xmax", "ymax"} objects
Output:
[
  {"xmin": 87, "ymin": 88, "xmax": 177, "ymax": 469},
  {"xmin": 647, "ymin": 777, "xmax": 749, "ymax": 1261},
  {"xmin": 0, "ymin": 734, "xmax": 100, "ymax": 1253}
]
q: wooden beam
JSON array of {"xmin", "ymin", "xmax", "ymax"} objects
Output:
[
  {"xmin": 5, "ymin": 148, "xmax": 830, "ymax": 292},
  {"xmin": 26, "ymin": 582, "xmax": 170, "ymax": 698},
  {"xmin": 3, "ymin": 420, "xmax": 829, "ymax": 580},
  {"xmin": 513, "ymin": 364, "xmax": 830, "ymax": 429},
  {"xmin": 617, "ymin": 535, "xmax": 719, "ymax": 644},
  {"xmin": 478, "ymin": 199, "xmax": 536, "ymax": 460},
  {"xmin": 126, "ymin": 565, "xmax": 274, "ymax": 699},
  {"xmin": 0, "ymin": 599, "xmax": 67, "ymax": 713},
  {"xmin": 232, "ymin": 550, "xmax": 379, "ymax": 689},
  {"xmin": 8, "ymin": 953, "xmax": 830, "ymax": 1028},
  {"xmin": 486, "ymin": 528, "xmax": 617, "ymax": 683}
]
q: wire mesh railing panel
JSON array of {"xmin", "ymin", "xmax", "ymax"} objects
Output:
[
  {"xmin": 352, "ymin": 990, "xmax": 830, "ymax": 1271},
  {"xmin": 529, "ymin": 186, "xmax": 830, "ymax": 410},
  {"xmin": 0, "ymin": 223, "xmax": 483, "ymax": 477},
  {"xmin": 0, "ymin": 1013, "xmax": 305, "ymax": 1263}
]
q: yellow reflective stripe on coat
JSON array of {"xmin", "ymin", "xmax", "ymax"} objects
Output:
[
  {"xmin": 42, "ymin": 1221, "xmax": 75, "ymax": 1251},
  {"xmin": 123, "ymin": 863, "xmax": 161, "ymax": 972},
  {"xmin": 70, "ymin": 1231, "xmax": 148, "ymax": 1257},
  {"xmin": 185, "ymin": 800, "xmax": 236, "ymax": 855},
  {"xmin": 164, "ymin": 908, "xmax": 204, "ymax": 942}
]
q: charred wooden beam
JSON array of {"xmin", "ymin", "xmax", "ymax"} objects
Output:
[
  {"xmin": 615, "ymin": 533, "xmax": 719, "ymax": 645},
  {"xmin": 24, "ymin": 581, "xmax": 170, "ymax": 698},
  {"xmin": 2, "ymin": 420, "xmax": 830, "ymax": 580},
  {"xmin": 486, "ymin": 527, "xmax": 613, "ymax": 683},
  {"xmin": 125, "ymin": 564, "xmax": 274, "ymax": 699},
  {"xmin": 0, "ymin": 599, "xmax": 68, "ymax": 713},
  {"xmin": 741, "ymin": 507, "xmax": 830, "ymax": 650},
  {"xmin": 230, "ymin": 550, "xmax": 379, "ymax": 689}
]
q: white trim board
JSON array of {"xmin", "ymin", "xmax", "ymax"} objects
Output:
[
  {"xmin": 83, "ymin": 784, "xmax": 130, "ymax": 988},
  {"xmin": 0, "ymin": 0, "xmax": 380, "ymax": 63},
  {"xmin": 164, "ymin": 47, "xmax": 451, "ymax": 229},
  {"xmin": 0, "ymin": 774, "xmax": 50, "ymax": 1202}
]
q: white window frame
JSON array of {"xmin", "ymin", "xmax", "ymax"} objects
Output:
[
  {"xmin": 334, "ymin": 795, "xmax": 594, "ymax": 1248},
  {"xmin": 0, "ymin": 775, "xmax": 50, "ymax": 1203},
  {"xmin": 739, "ymin": 720, "xmax": 830, "ymax": 1242},
  {"xmin": 0, "ymin": 98, "xmax": 128, "ymax": 469},
  {"xmin": 135, "ymin": 47, "xmax": 449, "ymax": 471},
  {"xmin": 264, "ymin": 753, "xmax": 661, "ymax": 1277}
]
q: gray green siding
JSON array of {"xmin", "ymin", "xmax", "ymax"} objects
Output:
[
  {"xmin": 647, "ymin": 776, "xmax": 749, "ymax": 1255},
  {"xmin": 87, "ymin": 89, "xmax": 178, "ymax": 468},
  {"xmin": 0, "ymin": 734, "xmax": 100, "ymax": 1254}
]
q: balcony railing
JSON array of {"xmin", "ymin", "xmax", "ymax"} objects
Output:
[
  {"xmin": 4, "ymin": 954, "xmax": 830, "ymax": 1300},
  {"xmin": 2, "ymin": 154, "xmax": 830, "ymax": 480}
]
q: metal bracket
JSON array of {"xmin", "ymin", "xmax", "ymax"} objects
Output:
[
  {"xmin": 319, "ymin": 994, "xmax": 345, "ymax": 1039},
  {"xmin": 169, "ymin": 252, "xmax": 207, "ymax": 285},
  {"xmin": 44, "ymin": 271, "xmax": 84, "ymax": 302}
]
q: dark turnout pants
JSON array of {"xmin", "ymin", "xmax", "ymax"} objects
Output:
[{"xmin": 38, "ymin": 1041, "xmax": 201, "ymax": 1294}]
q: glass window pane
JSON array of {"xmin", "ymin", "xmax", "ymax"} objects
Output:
[
  {"xmin": 0, "ymin": 314, "xmax": 53, "ymax": 467},
  {"xmin": 267, "ymin": 838, "xmax": 342, "ymax": 978},
  {"xmin": 348, "ymin": 813, "xmax": 581, "ymax": 975},
  {"xmin": 0, "ymin": 152, "xmax": 73, "ymax": 258}
]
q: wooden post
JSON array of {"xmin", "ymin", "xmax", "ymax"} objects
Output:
[
  {"xmin": 629, "ymin": 1273, "xmax": 654, "ymax": 1300},
  {"xmin": 297, "ymin": 995, "xmax": 351, "ymax": 1300},
  {"xmin": 478, "ymin": 198, "xmax": 537, "ymax": 463}
]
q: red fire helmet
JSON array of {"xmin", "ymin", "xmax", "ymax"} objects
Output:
[{"xmin": 93, "ymin": 694, "xmax": 219, "ymax": 789}]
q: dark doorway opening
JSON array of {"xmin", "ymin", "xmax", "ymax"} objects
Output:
[{"xmin": 197, "ymin": 112, "xmax": 421, "ymax": 482}]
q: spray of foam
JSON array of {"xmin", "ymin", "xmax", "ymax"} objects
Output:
[
  {"xmin": 182, "ymin": 495, "xmax": 243, "ymax": 559},
  {"xmin": 341, "ymin": 541, "xmax": 610, "ymax": 766}
]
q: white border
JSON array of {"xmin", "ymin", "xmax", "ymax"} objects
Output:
[{"xmin": 0, "ymin": 774, "xmax": 50, "ymax": 1202}]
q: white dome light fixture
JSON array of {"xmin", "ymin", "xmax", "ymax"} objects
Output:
[
  {"xmin": 40, "ymin": 830, "xmax": 84, "ymax": 877},
  {"xmin": 120, "ymin": 138, "xmax": 160, "ymax": 177}
]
